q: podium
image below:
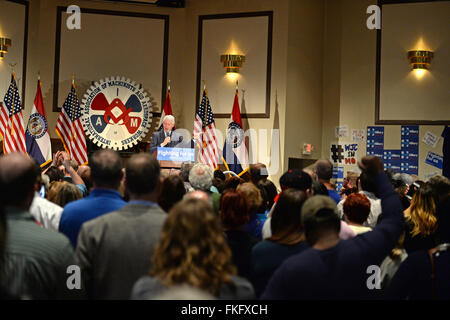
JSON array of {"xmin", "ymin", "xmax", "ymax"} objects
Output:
[{"xmin": 154, "ymin": 147, "xmax": 195, "ymax": 169}]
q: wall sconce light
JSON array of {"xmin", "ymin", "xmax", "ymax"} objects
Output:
[
  {"xmin": 220, "ymin": 54, "xmax": 245, "ymax": 73},
  {"xmin": 407, "ymin": 50, "xmax": 433, "ymax": 70},
  {"xmin": 0, "ymin": 37, "xmax": 12, "ymax": 60}
]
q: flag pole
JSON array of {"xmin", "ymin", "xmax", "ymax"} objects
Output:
[
  {"xmin": 202, "ymin": 80, "xmax": 208, "ymax": 125},
  {"xmin": 70, "ymin": 74, "xmax": 76, "ymax": 158},
  {"xmin": 10, "ymin": 70, "xmax": 16, "ymax": 137}
]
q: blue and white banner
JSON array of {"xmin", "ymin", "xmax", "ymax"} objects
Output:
[
  {"xmin": 157, "ymin": 147, "xmax": 195, "ymax": 162},
  {"xmin": 425, "ymin": 152, "xmax": 443, "ymax": 170}
]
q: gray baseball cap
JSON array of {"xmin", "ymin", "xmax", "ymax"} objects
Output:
[{"xmin": 301, "ymin": 195, "xmax": 339, "ymax": 224}]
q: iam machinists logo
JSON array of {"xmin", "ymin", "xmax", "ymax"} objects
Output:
[
  {"xmin": 27, "ymin": 113, "xmax": 48, "ymax": 139},
  {"xmin": 226, "ymin": 122, "xmax": 244, "ymax": 148},
  {"xmin": 81, "ymin": 76, "xmax": 153, "ymax": 150}
]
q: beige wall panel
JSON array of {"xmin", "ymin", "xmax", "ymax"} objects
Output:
[
  {"xmin": 56, "ymin": 9, "xmax": 166, "ymax": 113},
  {"xmin": 0, "ymin": 0, "xmax": 26, "ymax": 104},
  {"xmin": 200, "ymin": 15, "xmax": 269, "ymax": 116}
]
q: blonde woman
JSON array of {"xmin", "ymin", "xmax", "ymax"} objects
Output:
[
  {"xmin": 403, "ymin": 183, "xmax": 439, "ymax": 253},
  {"xmin": 131, "ymin": 198, "xmax": 255, "ymax": 299}
]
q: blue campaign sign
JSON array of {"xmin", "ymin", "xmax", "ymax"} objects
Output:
[
  {"xmin": 401, "ymin": 126, "xmax": 419, "ymax": 137},
  {"xmin": 425, "ymin": 152, "xmax": 443, "ymax": 170},
  {"xmin": 157, "ymin": 147, "xmax": 195, "ymax": 162},
  {"xmin": 401, "ymin": 150, "xmax": 418, "ymax": 161},
  {"xmin": 367, "ymin": 126, "xmax": 385, "ymax": 154}
]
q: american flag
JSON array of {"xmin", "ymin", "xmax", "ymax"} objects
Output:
[
  {"xmin": 55, "ymin": 83, "xmax": 88, "ymax": 165},
  {"xmin": 0, "ymin": 74, "xmax": 27, "ymax": 154},
  {"xmin": 193, "ymin": 89, "xmax": 218, "ymax": 169}
]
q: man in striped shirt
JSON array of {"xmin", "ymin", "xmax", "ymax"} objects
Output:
[{"xmin": 0, "ymin": 153, "xmax": 82, "ymax": 299}]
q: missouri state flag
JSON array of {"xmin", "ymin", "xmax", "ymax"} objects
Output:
[
  {"xmin": 25, "ymin": 80, "xmax": 52, "ymax": 167},
  {"xmin": 222, "ymin": 88, "xmax": 248, "ymax": 175}
]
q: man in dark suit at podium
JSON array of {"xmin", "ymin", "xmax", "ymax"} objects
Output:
[{"xmin": 149, "ymin": 115, "xmax": 183, "ymax": 155}]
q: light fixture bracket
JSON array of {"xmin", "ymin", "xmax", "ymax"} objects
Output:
[
  {"xmin": 220, "ymin": 54, "xmax": 245, "ymax": 73},
  {"xmin": 0, "ymin": 38, "xmax": 12, "ymax": 59},
  {"xmin": 408, "ymin": 50, "xmax": 433, "ymax": 70}
]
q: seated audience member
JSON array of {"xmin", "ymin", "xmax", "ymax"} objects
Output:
[
  {"xmin": 403, "ymin": 183, "xmax": 439, "ymax": 253},
  {"xmin": 220, "ymin": 190, "xmax": 258, "ymax": 280},
  {"xmin": 158, "ymin": 174, "xmax": 186, "ymax": 213},
  {"xmin": 251, "ymin": 189, "xmax": 309, "ymax": 297},
  {"xmin": 180, "ymin": 162, "xmax": 195, "ymax": 193},
  {"xmin": 261, "ymin": 156, "xmax": 404, "ymax": 300},
  {"xmin": 29, "ymin": 174, "xmax": 64, "ymax": 232},
  {"xmin": 237, "ymin": 183, "xmax": 266, "ymax": 240},
  {"xmin": 337, "ymin": 172, "xmax": 382, "ymax": 228},
  {"xmin": 343, "ymin": 193, "xmax": 372, "ymax": 235},
  {"xmin": 131, "ymin": 198, "xmax": 255, "ymax": 300},
  {"xmin": 314, "ymin": 159, "xmax": 341, "ymax": 204},
  {"xmin": 76, "ymin": 153, "xmax": 166, "ymax": 299},
  {"xmin": 249, "ymin": 163, "xmax": 268, "ymax": 186},
  {"xmin": 59, "ymin": 149, "xmax": 126, "ymax": 247},
  {"xmin": 379, "ymin": 233, "xmax": 407, "ymax": 290},
  {"xmin": 0, "ymin": 153, "xmax": 81, "ymax": 299},
  {"xmin": 387, "ymin": 197, "xmax": 450, "ymax": 299}
]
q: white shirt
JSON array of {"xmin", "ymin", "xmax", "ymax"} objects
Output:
[
  {"xmin": 29, "ymin": 192, "xmax": 63, "ymax": 232},
  {"xmin": 337, "ymin": 190, "xmax": 382, "ymax": 228}
]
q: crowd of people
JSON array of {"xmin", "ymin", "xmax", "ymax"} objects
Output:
[{"xmin": 0, "ymin": 150, "xmax": 449, "ymax": 300}]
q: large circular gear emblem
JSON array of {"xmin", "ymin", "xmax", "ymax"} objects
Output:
[{"xmin": 81, "ymin": 76, "xmax": 153, "ymax": 150}]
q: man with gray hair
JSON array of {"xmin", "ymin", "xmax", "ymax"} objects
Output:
[
  {"xmin": 189, "ymin": 163, "xmax": 213, "ymax": 191},
  {"xmin": 149, "ymin": 115, "xmax": 183, "ymax": 154},
  {"xmin": 188, "ymin": 164, "xmax": 220, "ymax": 213}
]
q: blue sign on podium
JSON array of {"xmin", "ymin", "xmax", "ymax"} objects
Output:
[{"xmin": 157, "ymin": 147, "xmax": 195, "ymax": 162}]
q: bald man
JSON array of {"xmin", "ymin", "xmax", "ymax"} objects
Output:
[
  {"xmin": 314, "ymin": 159, "xmax": 341, "ymax": 204},
  {"xmin": 0, "ymin": 153, "xmax": 81, "ymax": 299}
]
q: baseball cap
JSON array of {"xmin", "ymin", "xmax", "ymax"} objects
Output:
[{"xmin": 301, "ymin": 195, "xmax": 339, "ymax": 225}]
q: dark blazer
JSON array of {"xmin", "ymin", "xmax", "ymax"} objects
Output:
[
  {"xmin": 76, "ymin": 203, "xmax": 167, "ymax": 299},
  {"xmin": 149, "ymin": 130, "xmax": 183, "ymax": 155}
]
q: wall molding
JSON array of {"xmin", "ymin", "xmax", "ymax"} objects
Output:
[
  {"xmin": 52, "ymin": 6, "xmax": 169, "ymax": 115},
  {"xmin": 196, "ymin": 11, "xmax": 273, "ymax": 118},
  {"xmin": 375, "ymin": 0, "xmax": 450, "ymax": 125}
]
